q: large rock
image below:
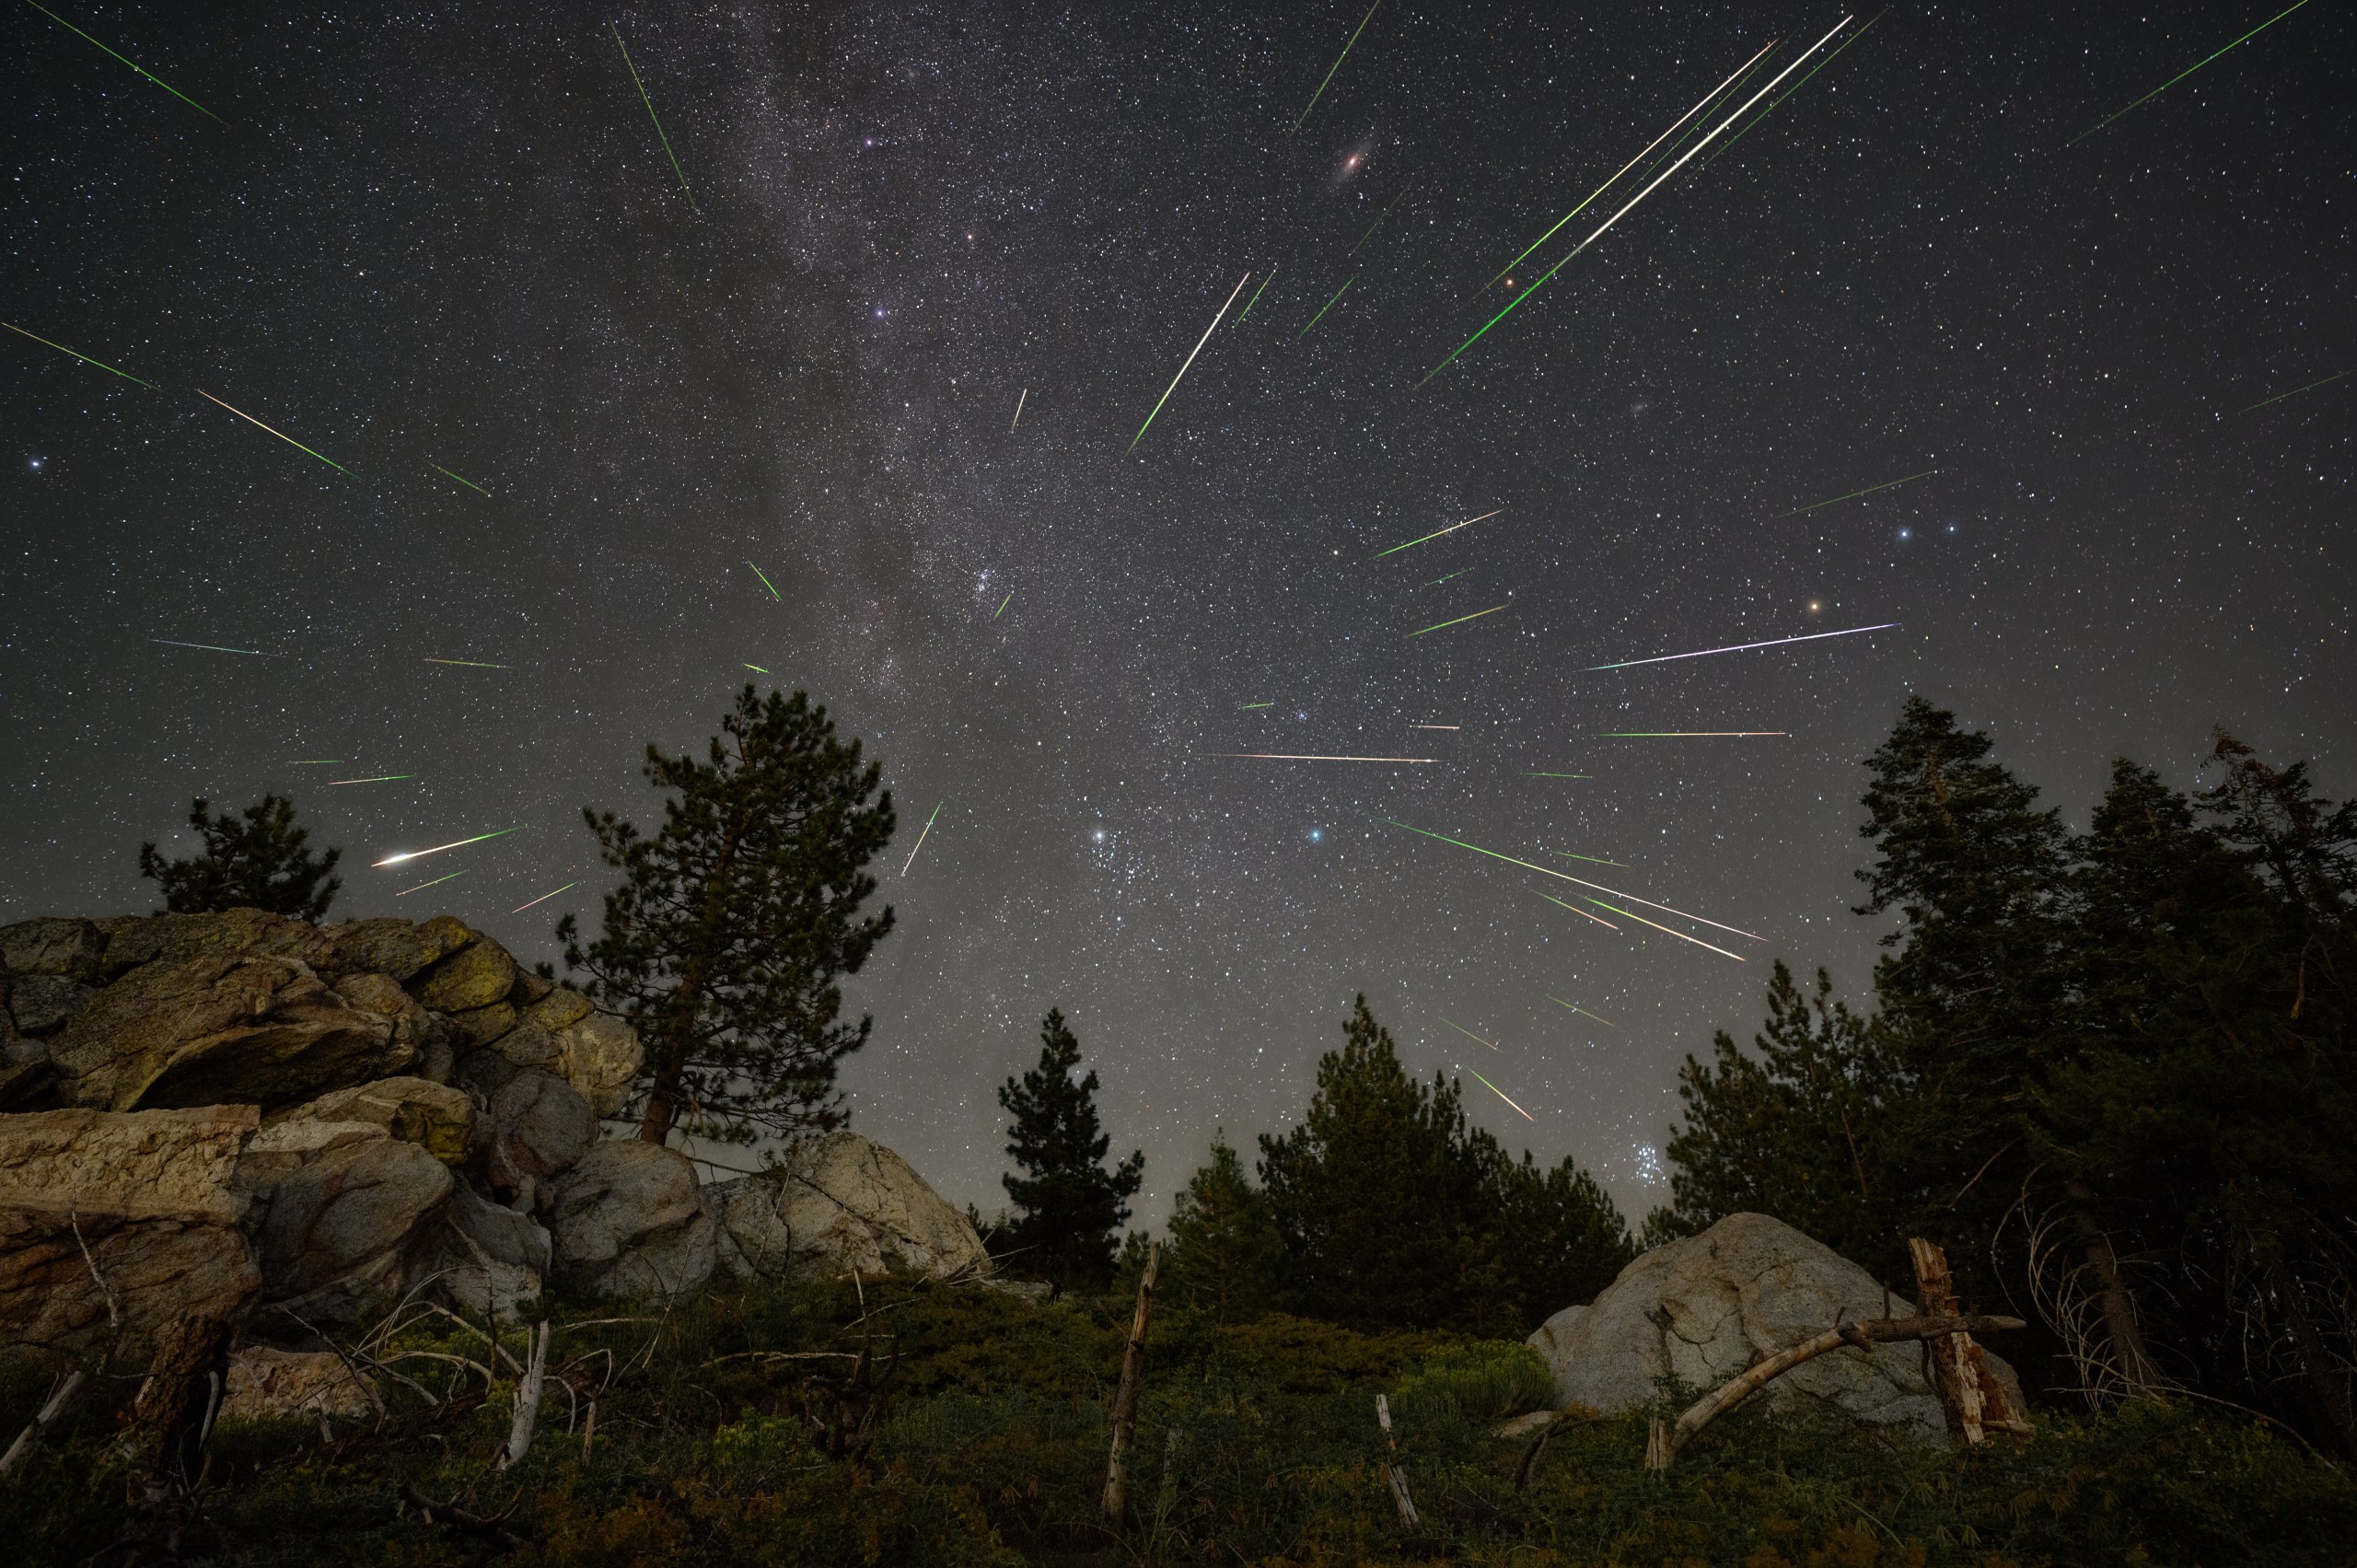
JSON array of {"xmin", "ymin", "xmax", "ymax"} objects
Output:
[
  {"xmin": 52, "ymin": 953, "xmax": 409, "ymax": 1111},
  {"xmin": 477, "ymin": 1070, "xmax": 595, "ymax": 1208},
  {"xmin": 222, "ymin": 1346, "xmax": 377, "ymax": 1423},
  {"xmin": 8, "ymin": 973, "xmax": 94, "ymax": 1037},
  {"xmin": 711, "ymin": 1131, "xmax": 989, "ymax": 1283},
  {"xmin": 0, "ymin": 917, "xmax": 106, "ymax": 982},
  {"xmin": 411, "ymin": 938, "xmax": 518, "ymax": 1015},
  {"xmin": 92, "ymin": 909, "xmax": 338, "ymax": 980},
  {"xmin": 436, "ymin": 1184, "xmax": 551, "ymax": 1321},
  {"xmin": 323, "ymin": 915, "xmax": 476, "ymax": 983},
  {"xmin": 1527, "ymin": 1213, "xmax": 2024, "ymax": 1440},
  {"xmin": 552, "ymin": 1012, "xmax": 642, "ymax": 1119},
  {"xmin": 0, "ymin": 1105, "xmax": 262, "ymax": 1354},
  {"xmin": 273, "ymin": 1076, "xmax": 474, "ymax": 1165},
  {"xmin": 551, "ymin": 1141, "xmax": 714, "ymax": 1299},
  {"xmin": 244, "ymin": 1132, "xmax": 453, "ymax": 1322}
]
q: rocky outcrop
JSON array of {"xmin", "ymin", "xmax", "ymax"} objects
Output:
[
  {"xmin": 272, "ymin": 1076, "xmax": 475, "ymax": 1165},
  {"xmin": 436, "ymin": 1184, "xmax": 552, "ymax": 1320},
  {"xmin": 1527, "ymin": 1213, "xmax": 2024, "ymax": 1440},
  {"xmin": 222, "ymin": 1346, "xmax": 377, "ymax": 1423},
  {"xmin": 551, "ymin": 1141, "xmax": 715, "ymax": 1299},
  {"xmin": 711, "ymin": 1131, "xmax": 990, "ymax": 1283},
  {"xmin": 0, "ymin": 1105, "xmax": 262, "ymax": 1354},
  {"xmin": 475, "ymin": 1070, "xmax": 595, "ymax": 1209},
  {"xmin": 241, "ymin": 1125, "xmax": 455, "ymax": 1323}
]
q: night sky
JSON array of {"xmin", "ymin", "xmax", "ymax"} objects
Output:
[{"xmin": 6, "ymin": 2, "xmax": 2349, "ymax": 1228}]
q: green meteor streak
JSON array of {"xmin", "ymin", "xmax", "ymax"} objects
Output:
[
  {"xmin": 328, "ymin": 774, "xmax": 412, "ymax": 785},
  {"xmin": 1350, "ymin": 183, "xmax": 1412, "ymax": 255},
  {"xmin": 151, "ymin": 638, "xmax": 269, "ymax": 656},
  {"xmin": 615, "ymin": 25, "xmax": 697, "ymax": 210},
  {"xmin": 1554, "ymin": 851, "xmax": 1624, "ymax": 865},
  {"xmin": 1376, "ymin": 817, "xmax": 1766, "ymax": 942},
  {"xmin": 1373, "ymin": 508, "xmax": 1502, "ymax": 559},
  {"xmin": 424, "ymin": 658, "xmax": 508, "ymax": 668},
  {"xmin": 290, "ymin": 760, "xmax": 344, "ymax": 765},
  {"xmin": 1439, "ymin": 1017, "xmax": 1500, "ymax": 1051},
  {"xmin": 1594, "ymin": 731, "xmax": 1787, "ymax": 738},
  {"xmin": 2237, "ymin": 369, "xmax": 2348, "ymax": 414},
  {"xmin": 748, "ymin": 562, "xmax": 782, "ymax": 600},
  {"xmin": 1547, "ymin": 995, "xmax": 1619, "ymax": 1028},
  {"xmin": 900, "ymin": 800, "xmax": 945, "ymax": 876},
  {"xmin": 3, "ymin": 321, "xmax": 156, "ymax": 387},
  {"xmin": 395, "ymin": 871, "xmax": 466, "ymax": 898},
  {"xmin": 1701, "ymin": 13, "xmax": 1883, "ymax": 169},
  {"xmin": 1524, "ymin": 772, "xmax": 1592, "ymax": 778},
  {"xmin": 1235, "ymin": 269, "xmax": 1276, "ymax": 323},
  {"xmin": 373, "ymin": 826, "xmax": 521, "ymax": 867},
  {"xmin": 195, "ymin": 389, "xmax": 350, "ymax": 474},
  {"xmin": 1239, "ymin": 702, "xmax": 1274, "ymax": 710},
  {"xmin": 1460, "ymin": 1063, "xmax": 1534, "ymax": 1121},
  {"xmin": 1296, "ymin": 277, "xmax": 1353, "ymax": 339},
  {"xmin": 1408, "ymin": 603, "xmax": 1506, "ymax": 637},
  {"xmin": 744, "ymin": 664, "xmax": 770, "ymax": 673},
  {"xmin": 1423, "ymin": 568, "xmax": 1473, "ymax": 587},
  {"xmin": 25, "ymin": 1, "xmax": 223, "ymax": 122},
  {"xmin": 1294, "ymin": 0, "xmax": 1381, "ymax": 131},
  {"xmin": 994, "ymin": 593, "xmax": 1013, "ymax": 619},
  {"xmin": 1789, "ymin": 469, "xmax": 1936, "ymax": 514},
  {"xmin": 431, "ymin": 463, "xmax": 491, "ymax": 495},
  {"xmin": 2067, "ymin": 0, "xmax": 2314, "ymax": 147}
]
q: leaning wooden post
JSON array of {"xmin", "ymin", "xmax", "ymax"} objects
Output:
[
  {"xmin": 497, "ymin": 1321, "xmax": 551, "ymax": 1471},
  {"xmin": 1100, "ymin": 1240, "xmax": 1159, "ymax": 1529},
  {"xmin": 1909, "ymin": 1237, "xmax": 2032, "ymax": 1440},
  {"xmin": 1375, "ymin": 1393, "xmax": 1421, "ymax": 1530}
]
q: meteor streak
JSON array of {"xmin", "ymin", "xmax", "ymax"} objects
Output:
[
  {"xmin": 1238, "ymin": 702, "xmax": 1274, "ymax": 710},
  {"xmin": 994, "ymin": 593, "xmax": 1013, "ymax": 619},
  {"xmin": 1380, "ymin": 817, "xmax": 1765, "ymax": 942},
  {"xmin": 1588, "ymin": 621, "xmax": 1898, "ymax": 670},
  {"xmin": 1294, "ymin": 0, "xmax": 1381, "ymax": 130},
  {"xmin": 1525, "ymin": 772, "xmax": 1592, "ymax": 779},
  {"xmin": 1461, "ymin": 1063, "xmax": 1535, "ymax": 1122},
  {"xmin": 1702, "ymin": 11, "xmax": 1883, "ymax": 168},
  {"xmin": 511, "ymin": 881, "xmax": 578, "ymax": 913},
  {"xmin": 614, "ymin": 25, "xmax": 696, "ymax": 210},
  {"xmin": 373, "ymin": 827, "xmax": 520, "ymax": 867},
  {"xmin": 1236, "ymin": 269, "xmax": 1275, "ymax": 323},
  {"xmin": 195, "ymin": 390, "xmax": 351, "ymax": 474},
  {"xmin": 1790, "ymin": 469, "xmax": 1935, "ymax": 514},
  {"xmin": 1131, "ymin": 272, "xmax": 1251, "ymax": 452},
  {"xmin": 151, "ymin": 638, "xmax": 269, "ymax": 656},
  {"xmin": 2068, "ymin": 0, "xmax": 2314, "ymax": 147},
  {"xmin": 328, "ymin": 775, "xmax": 412, "ymax": 785},
  {"xmin": 744, "ymin": 664, "xmax": 769, "ymax": 673},
  {"xmin": 1010, "ymin": 389, "xmax": 1027, "ymax": 429},
  {"xmin": 290, "ymin": 761, "xmax": 343, "ymax": 765},
  {"xmin": 4, "ymin": 321, "xmax": 155, "ymax": 387},
  {"xmin": 1553, "ymin": 851, "xmax": 1623, "ymax": 865},
  {"xmin": 396, "ymin": 872, "xmax": 465, "ymax": 898},
  {"xmin": 1548, "ymin": 996, "xmax": 1619, "ymax": 1028},
  {"xmin": 1595, "ymin": 731, "xmax": 1786, "ymax": 738},
  {"xmin": 1412, "ymin": 725, "xmax": 1459, "ymax": 731},
  {"xmin": 901, "ymin": 800, "xmax": 943, "ymax": 876},
  {"xmin": 1409, "ymin": 604, "xmax": 1506, "ymax": 637},
  {"xmin": 748, "ymin": 562, "xmax": 782, "ymax": 600},
  {"xmin": 1427, "ymin": 17, "xmax": 1852, "ymax": 386},
  {"xmin": 424, "ymin": 658, "xmax": 508, "ymax": 668},
  {"xmin": 1351, "ymin": 183, "xmax": 1413, "ymax": 254},
  {"xmin": 1296, "ymin": 277, "xmax": 1353, "ymax": 339},
  {"xmin": 1373, "ymin": 507, "xmax": 1503, "ymax": 558},
  {"xmin": 1535, "ymin": 889, "xmax": 1620, "ymax": 931},
  {"xmin": 1440, "ymin": 1017, "xmax": 1500, "ymax": 1051},
  {"xmin": 431, "ymin": 463, "xmax": 490, "ymax": 495},
  {"xmin": 1485, "ymin": 40, "xmax": 1779, "ymax": 291},
  {"xmin": 1583, "ymin": 896, "xmax": 1745, "ymax": 961},
  {"xmin": 26, "ymin": 1, "xmax": 223, "ymax": 122},
  {"xmin": 1217, "ymin": 753, "xmax": 1436, "ymax": 764},
  {"xmin": 1423, "ymin": 569, "xmax": 1472, "ymax": 587},
  {"xmin": 2238, "ymin": 369, "xmax": 2348, "ymax": 414}
]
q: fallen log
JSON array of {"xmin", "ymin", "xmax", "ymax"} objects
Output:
[{"xmin": 1647, "ymin": 1313, "xmax": 2026, "ymax": 1470}]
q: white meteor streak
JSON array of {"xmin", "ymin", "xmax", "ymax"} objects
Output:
[
  {"xmin": 1010, "ymin": 388, "xmax": 1027, "ymax": 430},
  {"xmin": 1217, "ymin": 753, "xmax": 1437, "ymax": 763},
  {"xmin": 1131, "ymin": 273, "xmax": 1251, "ymax": 451},
  {"xmin": 372, "ymin": 827, "xmax": 519, "ymax": 867},
  {"xmin": 901, "ymin": 800, "xmax": 944, "ymax": 876},
  {"xmin": 1589, "ymin": 621, "xmax": 1898, "ymax": 670}
]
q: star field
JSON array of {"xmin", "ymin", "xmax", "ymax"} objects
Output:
[{"xmin": 4, "ymin": 1, "xmax": 2349, "ymax": 1225}]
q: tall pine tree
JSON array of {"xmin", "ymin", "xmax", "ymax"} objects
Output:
[
  {"xmin": 997, "ymin": 1009, "xmax": 1144, "ymax": 1295},
  {"xmin": 559, "ymin": 686, "xmax": 896, "ymax": 1144},
  {"xmin": 139, "ymin": 795, "xmax": 341, "ymax": 920},
  {"xmin": 1164, "ymin": 1134, "xmax": 1285, "ymax": 1320}
]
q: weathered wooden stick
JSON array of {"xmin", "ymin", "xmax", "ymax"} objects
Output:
[
  {"xmin": 0, "ymin": 1367, "xmax": 87, "ymax": 1477},
  {"xmin": 1648, "ymin": 1314, "xmax": 2025, "ymax": 1470},
  {"xmin": 1909, "ymin": 1237, "xmax": 1986, "ymax": 1444},
  {"xmin": 1376, "ymin": 1393, "xmax": 1420, "ymax": 1530},
  {"xmin": 582, "ymin": 1399, "xmax": 596, "ymax": 1461},
  {"xmin": 1100, "ymin": 1240, "xmax": 1159, "ymax": 1527},
  {"xmin": 497, "ymin": 1322, "xmax": 550, "ymax": 1470}
]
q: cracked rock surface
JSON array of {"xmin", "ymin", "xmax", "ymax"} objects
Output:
[{"xmin": 709, "ymin": 1130, "xmax": 989, "ymax": 1283}]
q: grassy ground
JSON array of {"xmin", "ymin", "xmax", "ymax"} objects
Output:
[{"xmin": 4, "ymin": 1271, "xmax": 2351, "ymax": 1565}]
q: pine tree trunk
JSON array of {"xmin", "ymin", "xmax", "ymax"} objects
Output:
[
  {"xmin": 1100, "ymin": 1240, "xmax": 1158, "ymax": 1528},
  {"xmin": 118, "ymin": 1311, "xmax": 234, "ymax": 1559},
  {"xmin": 2064, "ymin": 1185, "xmax": 2159, "ymax": 1397}
]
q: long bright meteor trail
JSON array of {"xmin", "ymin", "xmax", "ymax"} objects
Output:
[
  {"xmin": 1589, "ymin": 621, "xmax": 1898, "ymax": 670},
  {"xmin": 4, "ymin": 321, "xmax": 156, "ymax": 387},
  {"xmin": 1585, "ymin": 896, "xmax": 1745, "ymax": 961},
  {"xmin": 328, "ymin": 775, "xmax": 412, "ymax": 785},
  {"xmin": 1535, "ymin": 889, "xmax": 1620, "ymax": 932},
  {"xmin": 1461, "ymin": 1063, "xmax": 1535, "ymax": 1122},
  {"xmin": 151, "ymin": 638, "xmax": 270, "ymax": 656},
  {"xmin": 1238, "ymin": 702, "xmax": 1273, "ymax": 710},
  {"xmin": 901, "ymin": 801, "xmax": 944, "ymax": 876},
  {"xmin": 26, "ymin": 1, "xmax": 223, "ymax": 122},
  {"xmin": 2238, "ymin": 369, "xmax": 2348, "ymax": 414},
  {"xmin": 1485, "ymin": 40, "xmax": 1779, "ymax": 291},
  {"xmin": 1218, "ymin": 753, "xmax": 1437, "ymax": 764},
  {"xmin": 1790, "ymin": 469, "xmax": 1936, "ymax": 514},
  {"xmin": 1596, "ymin": 731, "xmax": 1787, "ymax": 738},
  {"xmin": 1373, "ymin": 508, "xmax": 1503, "ymax": 558},
  {"xmin": 1703, "ymin": 11, "xmax": 1883, "ymax": 168},
  {"xmin": 424, "ymin": 657, "xmax": 508, "ymax": 668},
  {"xmin": 373, "ymin": 827, "xmax": 520, "ymax": 868},
  {"xmin": 396, "ymin": 872, "xmax": 465, "ymax": 898},
  {"xmin": 1236, "ymin": 269, "xmax": 1275, "ymax": 323},
  {"xmin": 1381, "ymin": 817, "xmax": 1766, "ymax": 942},
  {"xmin": 512, "ymin": 882, "xmax": 578, "ymax": 914},
  {"xmin": 1427, "ymin": 17, "xmax": 1851, "ymax": 386},
  {"xmin": 1293, "ymin": 0, "xmax": 1380, "ymax": 130},
  {"xmin": 748, "ymin": 562, "xmax": 782, "ymax": 600},
  {"xmin": 1412, "ymin": 725, "xmax": 1459, "ymax": 731},
  {"xmin": 1440, "ymin": 1018, "xmax": 1500, "ymax": 1052},
  {"xmin": 431, "ymin": 463, "xmax": 490, "ymax": 495},
  {"xmin": 1131, "ymin": 272, "xmax": 1250, "ymax": 451},
  {"xmin": 1409, "ymin": 604, "xmax": 1506, "ymax": 637},
  {"xmin": 1548, "ymin": 996, "xmax": 1619, "ymax": 1028},
  {"xmin": 994, "ymin": 593, "xmax": 1013, "ymax": 620},
  {"xmin": 1554, "ymin": 850, "xmax": 1624, "ymax": 865},
  {"xmin": 1009, "ymin": 389, "xmax": 1027, "ymax": 429},
  {"xmin": 614, "ymin": 26, "xmax": 696, "ymax": 211},
  {"xmin": 1296, "ymin": 276, "xmax": 1353, "ymax": 339},
  {"xmin": 744, "ymin": 664, "xmax": 769, "ymax": 673},
  {"xmin": 2067, "ymin": 0, "xmax": 2313, "ymax": 147},
  {"xmin": 195, "ymin": 390, "xmax": 350, "ymax": 474}
]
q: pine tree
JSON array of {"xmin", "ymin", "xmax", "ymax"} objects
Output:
[
  {"xmin": 997, "ymin": 1009, "xmax": 1144, "ymax": 1295},
  {"xmin": 1165, "ymin": 1134, "xmax": 1285, "ymax": 1320},
  {"xmin": 559, "ymin": 686, "xmax": 896, "ymax": 1144},
  {"xmin": 138, "ymin": 795, "xmax": 342, "ymax": 920},
  {"xmin": 1493, "ymin": 1149, "xmax": 1636, "ymax": 1318}
]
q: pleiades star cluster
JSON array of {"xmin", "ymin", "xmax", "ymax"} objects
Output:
[{"xmin": 4, "ymin": 1, "xmax": 2347, "ymax": 1225}]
